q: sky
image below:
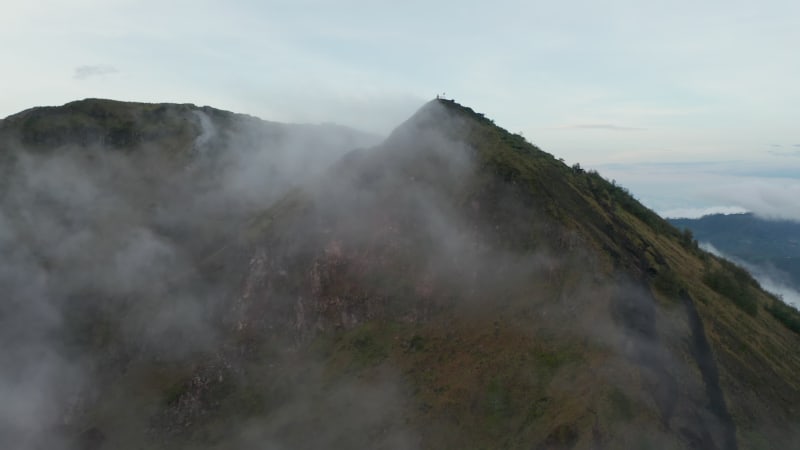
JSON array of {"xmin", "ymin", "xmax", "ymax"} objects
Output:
[{"xmin": 2, "ymin": 0, "xmax": 799, "ymax": 218}]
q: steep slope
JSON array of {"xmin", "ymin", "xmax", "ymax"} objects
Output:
[
  {"xmin": 1, "ymin": 99, "xmax": 798, "ymax": 450},
  {"xmin": 215, "ymin": 100, "xmax": 800, "ymax": 449},
  {"xmin": 222, "ymin": 101, "xmax": 798, "ymax": 448},
  {"xmin": 124, "ymin": 99, "xmax": 798, "ymax": 449}
]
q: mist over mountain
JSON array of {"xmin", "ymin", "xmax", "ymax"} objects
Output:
[{"xmin": 1, "ymin": 98, "xmax": 798, "ymax": 450}]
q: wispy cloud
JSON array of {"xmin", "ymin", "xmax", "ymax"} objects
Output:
[
  {"xmin": 549, "ymin": 123, "xmax": 647, "ymax": 131},
  {"xmin": 705, "ymin": 180, "xmax": 800, "ymax": 223},
  {"xmin": 661, "ymin": 205, "xmax": 748, "ymax": 219},
  {"xmin": 768, "ymin": 149, "xmax": 800, "ymax": 157},
  {"xmin": 595, "ymin": 159, "xmax": 800, "ymax": 221},
  {"xmin": 73, "ymin": 65, "xmax": 118, "ymax": 80}
]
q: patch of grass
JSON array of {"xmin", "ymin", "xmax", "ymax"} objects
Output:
[
  {"xmin": 528, "ymin": 344, "xmax": 584, "ymax": 391},
  {"xmin": 485, "ymin": 377, "xmax": 512, "ymax": 421},
  {"xmin": 716, "ymin": 256, "xmax": 761, "ymax": 288},
  {"xmin": 766, "ymin": 299, "xmax": 800, "ymax": 335},
  {"xmin": 532, "ymin": 346, "xmax": 579, "ymax": 373},
  {"xmin": 523, "ymin": 397, "xmax": 551, "ymax": 425},
  {"xmin": 652, "ymin": 266, "xmax": 683, "ymax": 298},
  {"xmin": 740, "ymin": 429, "xmax": 771, "ymax": 450},
  {"xmin": 227, "ymin": 382, "xmax": 269, "ymax": 415},
  {"xmin": 608, "ymin": 387, "xmax": 633, "ymax": 422},
  {"xmin": 342, "ymin": 323, "xmax": 391, "ymax": 367},
  {"xmin": 702, "ymin": 267, "xmax": 758, "ymax": 316},
  {"xmin": 162, "ymin": 379, "xmax": 190, "ymax": 406},
  {"xmin": 543, "ymin": 423, "xmax": 579, "ymax": 448},
  {"xmin": 581, "ymin": 170, "xmax": 681, "ymax": 239},
  {"xmin": 406, "ymin": 334, "xmax": 426, "ymax": 352}
]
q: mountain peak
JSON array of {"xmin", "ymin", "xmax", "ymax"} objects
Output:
[
  {"xmin": 392, "ymin": 97, "xmax": 497, "ymax": 134},
  {"xmin": 0, "ymin": 99, "xmax": 225, "ymax": 151},
  {"xmin": 434, "ymin": 97, "xmax": 496, "ymax": 122}
]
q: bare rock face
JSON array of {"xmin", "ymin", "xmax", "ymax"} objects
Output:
[{"xmin": 149, "ymin": 357, "xmax": 234, "ymax": 438}]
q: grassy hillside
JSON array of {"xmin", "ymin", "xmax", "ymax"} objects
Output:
[{"xmin": 198, "ymin": 99, "xmax": 800, "ymax": 449}]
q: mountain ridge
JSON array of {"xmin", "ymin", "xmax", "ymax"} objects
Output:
[
  {"xmin": 212, "ymin": 98, "xmax": 799, "ymax": 448},
  {"xmin": 0, "ymin": 98, "xmax": 798, "ymax": 449}
]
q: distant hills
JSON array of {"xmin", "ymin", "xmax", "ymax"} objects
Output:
[{"xmin": 1, "ymin": 98, "xmax": 798, "ymax": 449}]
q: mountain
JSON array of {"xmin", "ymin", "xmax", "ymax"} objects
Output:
[
  {"xmin": 670, "ymin": 213, "xmax": 800, "ymax": 294},
  {"xmin": 1, "ymin": 98, "xmax": 799, "ymax": 450}
]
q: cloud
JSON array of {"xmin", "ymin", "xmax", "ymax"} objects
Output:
[
  {"xmin": 593, "ymin": 159, "xmax": 800, "ymax": 222},
  {"xmin": 549, "ymin": 123, "xmax": 647, "ymax": 131},
  {"xmin": 73, "ymin": 65, "xmax": 118, "ymax": 80},
  {"xmin": 661, "ymin": 205, "xmax": 748, "ymax": 219},
  {"xmin": 767, "ymin": 149, "xmax": 800, "ymax": 157},
  {"xmin": 704, "ymin": 179, "xmax": 800, "ymax": 222}
]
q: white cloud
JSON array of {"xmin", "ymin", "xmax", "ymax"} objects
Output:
[
  {"xmin": 661, "ymin": 206, "xmax": 748, "ymax": 219},
  {"xmin": 592, "ymin": 158, "xmax": 800, "ymax": 222},
  {"xmin": 73, "ymin": 65, "xmax": 118, "ymax": 80},
  {"xmin": 705, "ymin": 178, "xmax": 800, "ymax": 222},
  {"xmin": 549, "ymin": 123, "xmax": 647, "ymax": 131}
]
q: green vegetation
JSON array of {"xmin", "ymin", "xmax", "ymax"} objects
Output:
[
  {"xmin": 679, "ymin": 227, "xmax": 697, "ymax": 249},
  {"xmin": 162, "ymin": 378, "xmax": 190, "ymax": 406},
  {"xmin": 532, "ymin": 346, "xmax": 578, "ymax": 373},
  {"xmin": 608, "ymin": 387, "xmax": 634, "ymax": 422},
  {"xmin": 543, "ymin": 423, "xmax": 579, "ymax": 448},
  {"xmin": 340, "ymin": 323, "xmax": 392, "ymax": 367},
  {"xmin": 485, "ymin": 377, "xmax": 513, "ymax": 422},
  {"xmin": 717, "ymin": 255, "xmax": 761, "ymax": 288},
  {"xmin": 652, "ymin": 266, "xmax": 684, "ymax": 298},
  {"xmin": 406, "ymin": 334, "xmax": 426, "ymax": 352},
  {"xmin": 766, "ymin": 298, "xmax": 800, "ymax": 334},
  {"xmin": 581, "ymin": 169, "xmax": 681, "ymax": 238},
  {"xmin": 702, "ymin": 266, "xmax": 759, "ymax": 315},
  {"xmin": 6, "ymin": 98, "xmax": 230, "ymax": 155}
]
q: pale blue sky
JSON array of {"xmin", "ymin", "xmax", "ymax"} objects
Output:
[{"xmin": 2, "ymin": 0, "xmax": 799, "ymax": 217}]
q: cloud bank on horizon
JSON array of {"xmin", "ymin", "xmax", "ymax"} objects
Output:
[{"xmin": 597, "ymin": 159, "xmax": 800, "ymax": 222}]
